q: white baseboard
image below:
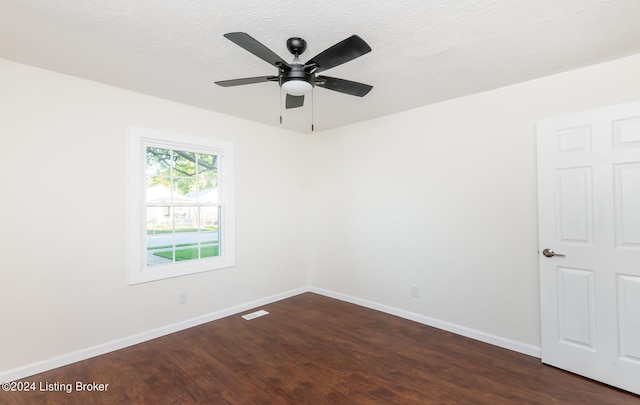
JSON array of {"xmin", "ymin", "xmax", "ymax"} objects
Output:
[
  {"xmin": 0, "ymin": 287, "xmax": 307, "ymax": 383},
  {"xmin": 308, "ymin": 287, "xmax": 541, "ymax": 358},
  {"xmin": 2, "ymin": 285, "xmax": 540, "ymax": 382}
]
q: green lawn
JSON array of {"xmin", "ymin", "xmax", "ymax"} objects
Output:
[{"xmin": 153, "ymin": 245, "xmax": 219, "ymax": 261}]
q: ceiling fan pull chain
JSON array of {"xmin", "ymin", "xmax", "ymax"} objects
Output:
[
  {"xmin": 279, "ymin": 87, "xmax": 283, "ymax": 124},
  {"xmin": 311, "ymin": 88, "xmax": 314, "ymax": 132}
]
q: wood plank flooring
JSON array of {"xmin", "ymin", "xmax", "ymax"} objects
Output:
[{"xmin": 2, "ymin": 292, "xmax": 638, "ymax": 404}]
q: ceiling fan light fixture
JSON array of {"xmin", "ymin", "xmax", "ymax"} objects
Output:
[{"xmin": 281, "ymin": 79, "xmax": 313, "ymax": 96}]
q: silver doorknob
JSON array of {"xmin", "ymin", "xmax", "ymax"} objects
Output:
[{"xmin": 542, "ymin": 248, "xmax": 565, "ymax": 258}]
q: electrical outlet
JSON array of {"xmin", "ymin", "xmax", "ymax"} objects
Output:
[
  {"xmin": 411, "ymin": 285, "xmax": 419, "ymax": 298},
  {"xmin": 178, "ymin": 291, "xmax": 188, "ymax": 304}
]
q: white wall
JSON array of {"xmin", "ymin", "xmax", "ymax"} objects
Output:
[
  {"xmin": 306, "ymin": 53, "xmax": 640, "ymax": 347},
  {"xmin": 0, "ymin": 58, "xmax": 309, "ymax": 373}
]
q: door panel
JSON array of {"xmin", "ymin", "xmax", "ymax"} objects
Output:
[
  {"xmin": 613, "ymin": 116, "xmax": 640, "ymax": 149},
  {"xmin": 617, "ymin": 275, "xmax": 640, "ymax": 363},
  {"xmin": 538, "ymin": 100, "xmax": 640, "ymax": 395},
  {"xmin": 555, "ymin": 125, "xmax": 592, "ymax": 153},
  {"xmin": 614, "ymin": 163, "xmax": 640, "ymax": 247},
  {"xmin": 557, "ymin": 267, "xmax": 596, "ymax": 349},
  {"xmin": 555, "ymin": 167, "xmax": 593, "ymax": 244}
]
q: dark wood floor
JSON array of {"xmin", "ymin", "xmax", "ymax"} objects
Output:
[{"xmin": 2, "ymin": 293, "xmax": 638, "ymax": 404}]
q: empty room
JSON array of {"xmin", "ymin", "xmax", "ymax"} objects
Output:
[{"xmin": 1, "ymin": 1, "xmax": 640, "ymax": 403}]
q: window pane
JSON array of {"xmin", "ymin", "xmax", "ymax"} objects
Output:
[
  {"xmin": 146, "ymin": 182, "xmax": 174, "ymax": 203},
  {"xmin": 175, "ymin": 206, "xmax": 197, "ymax": 230},
  {"xmin": 197, "ymin": 174, "xmax": 216, "ymax": 190},
  {"xmin": 173, "ymin": 151, "xmax": 197, "ymax": 177},
  {"xmin": 194, "ymin": 184, "xmax": 217, "ymax": 203},
  {"xmin": 173, "ymin": 177, "xmax": 194, "ymax": 200},
  {"xmin": 146, "ymin": 147, "xmax": 172, "ymax": 175},
  {"xmin": 147, "ymin": 206, "xmax": 174, "ymax": 266},
  {"xmin": 200, "ymin": 206, "xmax": 220, "ymax": 258},
  {"xmin": 200, "ymin": 206, "xmax": 219, "ymax": 232},
  {"xmin": 197, "ymin": 153, "xmax": 218, "ymax": 178},
  {"xmin": 195, "ymin": 153, "xmax": 218, "ymax": 202},
  {"xmin": 146, "ymin": 206, "xmax": 172, "ymax": 234},
  {"xmin": 146, "ymin": 147, "xmax": 174, "ymax": 203}
]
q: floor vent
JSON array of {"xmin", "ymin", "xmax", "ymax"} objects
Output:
[{"xmin": 242, "ymin": 309, "xmax": 269, "ymax": 320}]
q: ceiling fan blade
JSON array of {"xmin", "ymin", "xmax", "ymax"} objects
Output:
[
  {"xmin": 286, "ymin": 94, "xmax": 304, "ymax": 109},
  {"xmin": 316, "ymin": 76, "xmax": 373, "ymax": 97},
  {"xmin": 215, "ymin": 76, "xmax": 278, "ymax": 87},
  {"xmin": 306, "ymin": 35, "xmax": 371, "ymax": 73},
  {"xmin": 223, "ymin": 32, "xmax": 290, "ymax": 69}
]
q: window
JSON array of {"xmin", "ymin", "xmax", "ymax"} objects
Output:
[{"xmin": 127, "ymin": 127, "xmax": 235, "ymax": 284}]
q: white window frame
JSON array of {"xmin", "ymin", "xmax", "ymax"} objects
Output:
[{"xmin": 127, "ymin": 127, "xmax": 235, "ymax": 284}]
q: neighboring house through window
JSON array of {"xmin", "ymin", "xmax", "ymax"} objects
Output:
[{"xmin": 127, "ymin": 127, "xmax": 235, "ymax": 284}]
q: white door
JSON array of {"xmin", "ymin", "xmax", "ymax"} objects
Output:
[{"xmin": 537, "ymin": 100, "xmax": 640, "ymax": 395}]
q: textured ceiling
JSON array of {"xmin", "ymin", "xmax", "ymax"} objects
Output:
[{"xmin": 1, "ymin": 0, "xmax": 640, "ymax": 132}]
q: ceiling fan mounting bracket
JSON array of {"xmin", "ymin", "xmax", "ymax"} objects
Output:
[{"xmin": 286, "ymin": 37, "xmax": 307, "ymax": 56}]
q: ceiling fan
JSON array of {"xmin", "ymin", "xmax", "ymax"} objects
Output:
[{"xmin": 215, "ymin": 32, "xmax": 373, "ymax": 110}]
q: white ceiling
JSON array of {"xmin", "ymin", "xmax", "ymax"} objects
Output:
[{"xmin": 2, "ymin": 0, "xmax": 640, "ymax": 133}]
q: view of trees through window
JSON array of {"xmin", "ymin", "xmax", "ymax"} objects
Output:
[{"xmin": 145, "ymin": 146, "xmax": 220, "ymax": 265}]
